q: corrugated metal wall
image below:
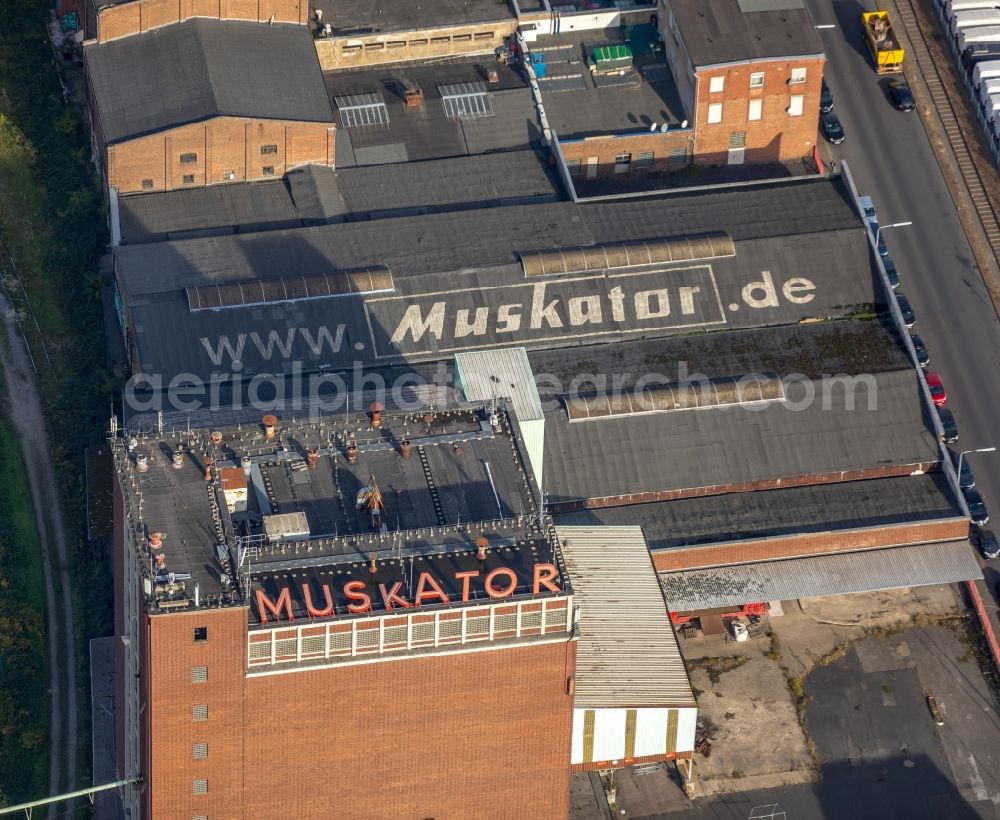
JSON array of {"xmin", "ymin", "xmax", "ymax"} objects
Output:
[{"xmin": 570, "ymin": 707, "xmax": 698, "ymax": 764}]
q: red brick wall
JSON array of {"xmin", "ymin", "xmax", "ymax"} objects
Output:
[
  {"xmin": 693, "ymin": 57, "xmax": 825, "ymax": 166},
  {"xmin": 95, "ymin": 0, "xmax": 308, "ymax": 42},
  {"xmin": 106, "ymin": 116, "xmax": 335, "ymax": 193},
  {"xmin": 559, "ymin": 131, "xmax": 693, "ymax": 180},
  {"xmin": 652, "ymin": 518, "xmax": 970, "ymax": 571},
  {"xmin": 245, "ymin": 639, "xmax": 576, "ymax": 820},
  {"xmin": 144, "ymin": 607, "xmax": 248, "ymax": 820}
]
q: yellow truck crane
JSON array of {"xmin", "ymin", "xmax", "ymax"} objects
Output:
[{"xmin": 863, "ymin": 10, "xmax": 905, "ymax": 73}]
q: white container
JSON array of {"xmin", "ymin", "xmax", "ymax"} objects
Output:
[
  {"xmin": 951, "ymin": 8, "xmax": 1000, "ymax": 36},
  {"xmin": 958, "ymin": 25, "xmax": 1000, "ymax": 51},
  {"xmin": 980, "ymin": 77, "xmax": 1000, "ymax": 104},
  {"xmin": 972, "ymin": 58, "xmax": 1000, "ymax": 84},
  {"xmin": 947, "ymin": 0, "xmax": 1000, "ymax": 17},
  {"xmin": 982, "ymin": 91, "xmax": 1000, "ymax": 119}
]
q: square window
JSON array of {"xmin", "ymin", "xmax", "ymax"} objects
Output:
[
  {"xmin": 192, "ymin": 778, "xmax": 208, "ymax": 795},
  {"xmin": 750, "ymin": 72, "xmax": 764, "ymax": 89},
  {"xmin": 193, "ymin": 627, "xmax": 207, "ymax": 642},
  {"xmin": 262, "ymin": 166, "xmax": 275, "ymax": 176},
  {"xmin": 790, "ymin": 67, "xmax": 807, "ymax": 84},
  {"xmin": 179, "ymin": 152, "xmax": 197, "ymax": 164},
  {"xmin": 635, "ymin": 150, "xmax": 654, "ymax": 168},
  {"xmin": 192, "ymin": 704, "xmax": 208, "ymax": 721},
  {"xmin": 709, "ymin": 75, "xmax": 724, "ymax": 93},
  {"xmin": 566, "ymin": 158, "xmax": 582, "ymax": 176},
  {"xmin": 191, "ymin": 666, "xmax": 208, "ymax": 683},
  {"xmin": 707, "ymin": 102, "xmax": 723, "ymax": 124},
  {"xmin": 182, "ymin": 174, "xmax": 195, "ymax": 184},
  {"xmin": 788, "ymin": 94, "xmax": 804, "ymax": 116},
  {"xmin": 192, "ymin": 742, "xmax": 208, "ymax": 760},
  {"xmin": 260, "ymin": 144, "xmax": 278, "ymax": 155},
  {"xmin": 141, "ymin": 179, "xmax": 153, "ymax": 190},
  {"xmin": 748, "ymin": 98, "xmax": 763, "ymax": 121}
]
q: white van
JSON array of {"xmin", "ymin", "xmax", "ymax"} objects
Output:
[
  {"xmin": 950, "ymin": 8, "xmax": 1000, "ymax": 37},
  {"xmin": 982, "ymin": 91, "xmax": 1000, "ymax": 119},
  {"xmin": 958, "ymin": 25, "xmax": 1000, "ymax": 51},
  {"xmin": 972, "ymin": 58, "xmax": 1000, "ymax": 84}
]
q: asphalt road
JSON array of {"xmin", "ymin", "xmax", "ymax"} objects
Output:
[{"xmin": 810, "ymin": 0, "xmax": 1000, "ymax": 570}]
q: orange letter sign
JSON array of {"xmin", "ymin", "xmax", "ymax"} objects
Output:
[
  {"xmin": 533, "ymin": 563, "xmax": 560, "ymax": 594},
  {"xmin": 414, "ymin": 572, "xmax": 450, "ymax": 606},
  {"xmin": 255, "ymin": 586, "xmax": 294, "ymax": 624},
  {"xmin": 485, "ymin": 567, "xmax": 517, "ymax": 598},
  {"xmin": 344, "ymin": 580, "xmax": 372, "ymax": 614},
  {"xmin": 302, "ymin": 583, "xmax": 335, "ymax": 618}
]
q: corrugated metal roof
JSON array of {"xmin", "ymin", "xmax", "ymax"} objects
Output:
[
  {"xmin": 455, "ymin": 348, "xmax": 543, "ymax": 422},
  {"xmin": 659, "ymin": 541, "xmax": 983, "ymax": 612},
  {"xmin": 557, "ymin": 526, "xmax": 695, "ymax": 708}
]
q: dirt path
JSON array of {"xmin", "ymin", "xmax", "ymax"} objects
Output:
[{"xmin": 0, "ymin": 291, "xmax": 76, "ymax": 815}]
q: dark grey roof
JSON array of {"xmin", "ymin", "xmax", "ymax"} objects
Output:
[
  {"xmin": 659, "ymin": 540, "xmax": 982, "ymax": 611},
  {"xmin": 532, "ymin": 31, "xmax": 687, "ymax": 137},
  {"xmin": 553, "ymin": 473, "xmax": 963, "ymax": 549},
  {"xmin": 114, "ymin": 176, "xmax": 872, "ymax": 380},
  {"xmin": 116, "ymin": 150, "xmax": 562, "ymax": 244},
  {"xmin": 314, "ymin": 0, "xmax": 514, "ymax": 35},
  {"xmin": 667, "ymin": 0, "xmax": 823, "ymax": 66},
  {"xmin": 85, "ymin": 19, "xmax": 333, "ymax": 144},
  {"xmin": 324, "ymin": 61, "xmax": 535, "ymax": 165}
]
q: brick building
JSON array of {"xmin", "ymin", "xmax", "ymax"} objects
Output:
[
  {"xmin": 84, "ymin": 19, "xmax": 335, "ymax": 194},
  {"xmin": 111, "ymin": 399, "xmax": 694, "ymax": 817}
]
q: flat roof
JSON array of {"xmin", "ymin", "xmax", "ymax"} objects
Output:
[
  {"xmin": 116, "ymin": 150, "xmax": 562, "ymax": 244},
  {"xmin": 659, "ymin": 541, "xmax": 982, "ymax": 611},
  {"xmin": 557, "ymin": 526, "xmax": 695, "ymax": 708},
  {"xmin": 667, "ymin": 0, "xmax": 823, "ymax": 67},
  {"xmin": 325, "ymin": 60, "xmax": 535, "ymax": 166},
  {"xmin": 114, "ymin": 176, "xmax": 871, "ymax": 381},
  {"xmin": 552, "ymin": 473, "xmax": 964, "ymax": 549},
  {"xmin": 114, "ymin": 400, "xmax": 549, "ymax": 611},
  {"xmin": 313, "ymin": 0, "xmax": 514, "ymax": 36},
  {"xmin": 531, "ymin": 27, "xmax": 687, "ymax": 137},
  {"xmin": 85, "ymin": 20, "xmax": 333, "ymax": 144},
  {"xmin": 543, "ymin": 367, "xmax": 938, "ymax": 506}
]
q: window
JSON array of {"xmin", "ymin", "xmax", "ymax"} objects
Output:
[
  {"xmin": 179, "ymin": 152, "xmax": 197, "ymax": 164},
  {"xmin": 192, "ymin": 779, "xmax": 208, "ymax": 795},
  {"xmin": 566, "ymin": 158, "xmax": 582, "ymax": 176},
  {"xmin": 260, "ymin": 144, "xmax": 278, "ymax": 155},
  {"xmin": 453, "ymin": 33, "xmax": 472, "ymax": 42},
  {"xmin": 788, "ymin": 95, "xmax": 804, "ymax": 116},
  {"xmin": 729, "ymin": 131, "xmax": 746, "ymax": 148},
  {"xmin": 635, "ymin": 150, "xmax": 654, "ymax": 168},
  {"xmin": 790, "ymin": 67, "xmax": 807, "ymax": 84},
  {"xmin": 474, "ymin": 31, "xmax": 494, "ymax": 40},
  {"xmin": 364, "ymin": 42, "xmax": 384, "ymax": 51},
  {"xmin": 192, "ymin": 742, "xmax": 208, "ymax": 760},
  {"xmin": 182, "ymin": 174, "xmax": 195, "ymax": 184},
  {"xmin": 387, "ymin": 40, "xmax": 405, "ymax": 49},
  {"xmin": 709, "ymin": 75, "xmax": 724, "ymax": 93},
  {"xmin": 193, "ymin": 627, "xmax": 207, "ymax": 642},
  {"xmin": 192, "ymin": 704, "xmax": 208, "ymax": 721},
  {"xmin": 262, "ymin": 166, "xmax": 275, "ymax": 176},
  {"xmin": 614, "ymin": 152, "xmax": 631, "ymax": 174},
  {"xmin": 707, "ymin": 102, "xmax": 723, "ymax": 124},
  {"xmin": 336, "ymin": 92, "xmax": 390, "ymax": 127},
  {"xmin": 193, "ymin": 816, "xmax": 208, "ymax": 820},
  {"xmin": 668, "ymin": 146, "xmax": 688, "ymax": 166},
  {"xmin": 409, "ymin": 38, "xmax": 427, "ymax": 46},
  {"xmin": 439, "ymin": 82, "xmax": 494, "ymax": 118},
  {"xmin": 748, "ymin": 98, "xmax": 763, "ymax": 121},
  {"xmin": 191, "ymin": 666, "xmax": 208, "ymax": 683},
  {"xmin": 750, "ymin": 72, "xmax": 764, "ymax": 89},
  {"xmin": 141, "ymin": 179, "xmax": 153, "ymax": 190}
]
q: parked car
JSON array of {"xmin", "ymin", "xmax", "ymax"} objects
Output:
[
  {"xmin": 895, "ymin": 292, "xmax": 916, "ymax": 327},
  {"xmin": 965, "ymin": 488, "xmax": 990, "ymax": 525},
  {"xmin": 972, "ymin": 528, "xmax": 1000, "ymax": 559},
  {"xmin": 938, "ymin": 407, "xmax": 959, "ymax": 443},
  {"xmin": 888, "ymin": 78, "xmax": 915, "ymax": 111},
  {"xmin": 883, "ymin": 256, "xmax": 900, "ymax": 288},
  {"xmin": 925, "ymin": 371, "xmax": 948, "ymax": 406},
  {"xmin": 910, "ymin": 334, "xmax": 929, "ymax": 367},
  {"xmin": 821, "ymin": 79, "xmax": 834, "ymax": 113},
  {"xmin": 821, "ymin": 111, "xmax": 845, "ymax": 144},
  {"xmin": 951, "ymin": 450, "xmax": 976, "ymax": 489}
]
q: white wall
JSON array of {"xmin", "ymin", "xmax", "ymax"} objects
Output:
[{"xmin": 571, "ymin": 706, "xmax": 698, "ymax": 764}]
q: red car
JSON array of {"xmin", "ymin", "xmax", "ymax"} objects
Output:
[{"xmin": 925, "ymin": 372, "xmax": 947, "ymax": 407}]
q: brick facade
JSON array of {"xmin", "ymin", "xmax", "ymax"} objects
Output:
[
  {"xmin": 651, "ymin": 517, "xmax": 971, "ymax": 572},
  {"xmin": 559, "ymin": 130, "xmax": 693, "ymax": 181},
  {"xmin": 89, "ymin": 0, "xmax": 308, "ymax": 42},
  {"xmin": 106, "ymin": 116, "xmax": 335, "ymax": 193},
  {"xmin": 315, "ymin": 21, "xmax": 516, "ymax": 71},
  {"xmin": 245, "ymin": 640, "xmax": 576, "ymax": 819},
  {"xmin": 692, "ymin": 57, "xmax": 825, "ymax": 166}
]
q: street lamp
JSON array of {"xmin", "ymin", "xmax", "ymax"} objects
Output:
[
  {"xmin": 957, "ymin": 447, "xmax": 997, "ymax": 483},
  {"xmin": 875, "ymin": 220, "xmax": 912, "ymax": 247}
]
